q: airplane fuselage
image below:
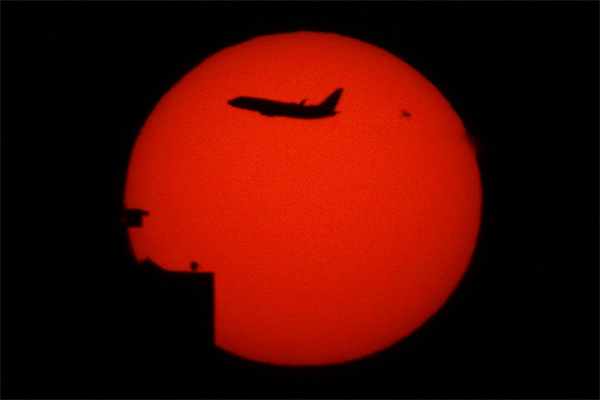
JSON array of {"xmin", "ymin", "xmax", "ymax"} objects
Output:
[
  {"xmin": 227, "ymin": 89, "xmax": 343, "ymax": 119},
  {"xmin": 228, "ymin": 97, "xmax": 336, "ymax": 118}
]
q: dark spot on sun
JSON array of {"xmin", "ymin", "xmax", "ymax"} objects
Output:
[
  {"xmin": 401, "ymin": 110, "xmax": 411, "ymax": 117},
  {"xmin": 190, "ymin": 262, "xmax": 199, "ymax": 272}
]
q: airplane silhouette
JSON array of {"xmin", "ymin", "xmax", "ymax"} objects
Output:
[{"xmin": 228, "ymin": 88, "xmax": 343, "ymax": 119}]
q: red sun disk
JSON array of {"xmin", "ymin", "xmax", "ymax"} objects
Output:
[{"xmin": 124, "ymin": 31, "xmax": 482, "ymax": 366}]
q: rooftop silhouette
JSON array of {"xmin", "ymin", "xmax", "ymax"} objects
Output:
[{"xmin": 121, "ymin": 208, "xmax": 149, "ymax": 227}]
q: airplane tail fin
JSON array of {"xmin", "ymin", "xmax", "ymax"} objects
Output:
[{"xmin": 320, "ymin": 88, "xmax": 343, "ymax": 113}]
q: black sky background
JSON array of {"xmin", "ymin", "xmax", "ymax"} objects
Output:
[{"xmin": 2, "ymin": 2, "xmax": 598, "ymax": 399}]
